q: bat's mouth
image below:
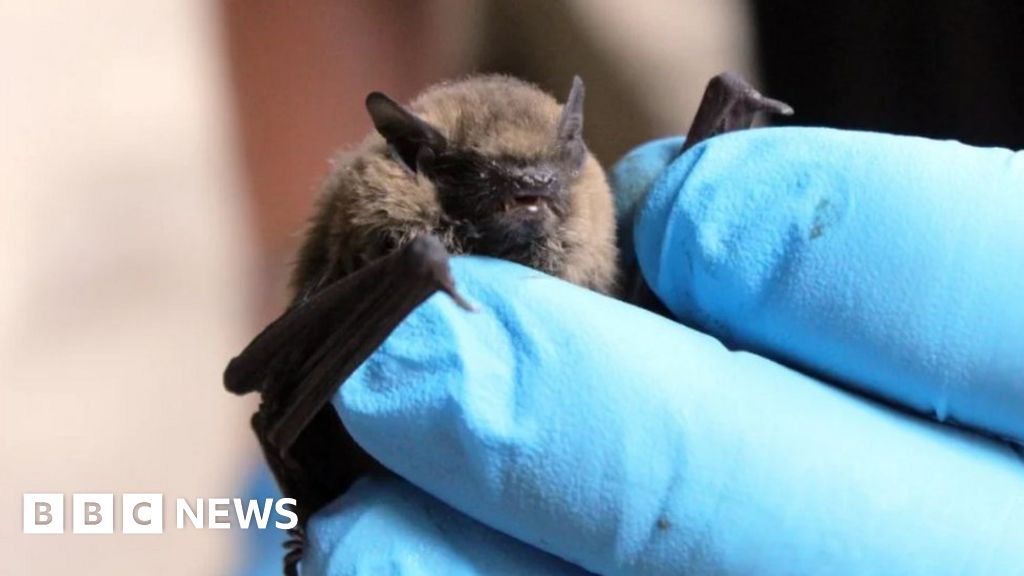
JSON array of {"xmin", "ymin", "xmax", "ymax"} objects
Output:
[
  {"xmin": 510, "ymin": 194, "xmax": 549, "ymax": 213},
  {"xmin": 502, "ymin": 187, "xmax": 561, "ymax": 217},
  {"xmin": 463, "ymin": 188, "xmax": 564, "ymax": 261}
]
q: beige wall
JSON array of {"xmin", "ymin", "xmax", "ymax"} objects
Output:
[{"xmin": 0, "ymin": 1, "xmax": 255, "ymax": 573}]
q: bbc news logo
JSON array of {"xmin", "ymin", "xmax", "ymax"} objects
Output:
[{"xmin": 23, "ymin": 493, "xmax": 297, "ymax": 534}]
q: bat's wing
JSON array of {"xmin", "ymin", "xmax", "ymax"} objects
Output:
[
  {"xmin": 625, "ymin": 72, "xmax": 792, "ymax": 311},
  {"xmin": 680, "ymin": 71, "xmax": 793, "ymax": 155},
  {"xmin": 225, "ymin": 234, "xmax": 470, "ymax": 522}
]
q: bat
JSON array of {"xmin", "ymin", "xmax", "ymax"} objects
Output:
[
  {"xmin": 290, "ymin": 74, "xmax": 618, "ymax": 303},
  {"xmin": 224, "ymin": 72, "xmax": 791, "ymax": 575},
  {"xmin": 228, "ymin": 74, "xmax": 615, "ymax": 574}
]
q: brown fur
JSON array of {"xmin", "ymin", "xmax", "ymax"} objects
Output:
[{"xmin": 291, "ymin": 75, "xmax": 618, "ymax": 301}]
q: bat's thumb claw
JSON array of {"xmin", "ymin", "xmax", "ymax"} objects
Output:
[
  {"xmin": 441, "ymin": 281, "xmax": 476, "ymax": 312},
  {"xmin": 759, "ymin": 96, "xmax": 794, "ymax": 116},
  {"xmin": 406, "ymin": 235, "xmax": 476, "ymax": 312}
]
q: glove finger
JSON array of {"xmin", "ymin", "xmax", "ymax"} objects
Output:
[
  {"xmin": 335, "ymin": 257, "xmax": 1024, "ymax": 576},
  {"xmin": 303, "ymin": 473, "xmax": 592, "ymax": 575},
  {"xmin": 631, "ymin": 127, "xmax": 1024, "ymax": 445}
]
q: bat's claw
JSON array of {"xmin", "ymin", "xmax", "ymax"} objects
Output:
[
  {"xmin": 756, "ymin": 95, "xmax": 794, "ymax": 117},
  {"xmin": 681, "ymin": 71, "xmax": 794, "ymax": 155},
  {"xmin": 441, "ymin": 281, "xmax": 475, "ymax": 312},
  {"xmin": 405, "ymin": 235, "xmax": 474, "ymax": 312}
]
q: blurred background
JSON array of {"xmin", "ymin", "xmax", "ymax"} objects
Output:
[{"xmin": 2, "ymin": 1, "xmax": 1021, "ymax": 574}]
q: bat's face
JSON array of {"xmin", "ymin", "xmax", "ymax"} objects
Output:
[
  {"xmin": 292, "ymin": 75, "xmax": 617, "ymax": 300},
  {"xmin": 424, "ymin": 142, "xmax": 578, "ymax": 274}
]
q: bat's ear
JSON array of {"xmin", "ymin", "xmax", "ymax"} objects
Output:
[
  {"xmin": 366, "ymin": 92, "xmax": 447, "ymax": 172},
  {"xmin": 555, "ymin": 75, "xmax": 586, "ymax": 172}
]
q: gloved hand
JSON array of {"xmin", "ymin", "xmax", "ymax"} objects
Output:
[
  {"xmin": 300, "ymin": 129, "xmax": 1024, "ymax": 576},
  {"xmin": 623, "ymin": 128, "xmax": 1024, "ymax": 445}
]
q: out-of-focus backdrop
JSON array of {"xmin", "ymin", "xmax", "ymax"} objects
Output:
[{"xmin": 2, "ymin": 1, "xmax": 1021, "ymax": 574}]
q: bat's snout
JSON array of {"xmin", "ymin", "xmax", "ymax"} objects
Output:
[{"xmin": 502, "ymin": 172, "xmax": 565, "ymax": 217}]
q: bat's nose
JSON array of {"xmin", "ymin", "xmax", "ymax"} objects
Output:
[{"xmin": 506, "ymin": 166, "xmax": 563, "ymax": 200}]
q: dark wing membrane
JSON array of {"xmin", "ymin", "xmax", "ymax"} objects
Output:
[{"xmin": 224, "ymin": 235, "xmax": 470, "ymax": 517}]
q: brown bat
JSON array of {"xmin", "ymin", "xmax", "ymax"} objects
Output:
[
  {"xmin": 291, "ymin": 74, "xmax": 618, "ymax": 304},
  {"xmin": 224, "ymin": 72, "xmax": 790, "ymax": 575}
]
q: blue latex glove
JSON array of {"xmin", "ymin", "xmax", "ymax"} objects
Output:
[
  {"xmin": 302, "ymin": 473, "xmax": 590, "ymax": 575},
  {"xmin": 298, "ymin": 130, "xmax": 1024, "ymax": 575},
  {"xmin": 625, "ymin": 128, "xmax": 1024, "ymax": 445}
]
